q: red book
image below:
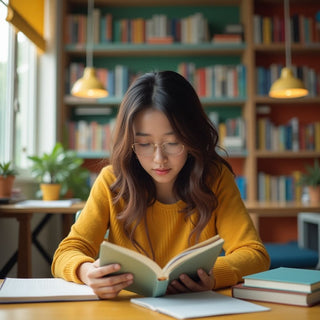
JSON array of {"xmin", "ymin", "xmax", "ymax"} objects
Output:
[
  {"xmin": 195, "ymin": 68, "xmax": 206, "ymax": 97},
  {"xmin": 212, "ymin": 34, "xmax": 242, "ymax": 43}
]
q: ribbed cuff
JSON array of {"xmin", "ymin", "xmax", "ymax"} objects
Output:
[{"xmin": 213, "ymin": 258, "xmax": 238, "ymax": 289}]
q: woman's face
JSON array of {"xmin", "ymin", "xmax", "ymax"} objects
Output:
[{"xmin": 132, "ymin": 108, "xmax": 188, "ymax": 199}]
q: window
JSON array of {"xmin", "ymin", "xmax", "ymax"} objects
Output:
[{"xmin": 0, "ymin": 1, "xmax": 37, "ymax": 170}]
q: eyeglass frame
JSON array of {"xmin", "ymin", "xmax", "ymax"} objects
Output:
[{"xmin": 132, "ymin": 142, "xmax": 185, "ymax": 157}]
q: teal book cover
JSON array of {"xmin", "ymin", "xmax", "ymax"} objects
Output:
[{"xmin": 243, "ymin": 267, "xmax": 320, "ymax": 293}]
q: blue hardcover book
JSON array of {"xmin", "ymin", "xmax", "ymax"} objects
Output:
[{"xmin": 243, "ymin": 267, "xmax": 320, "ymax": 293}]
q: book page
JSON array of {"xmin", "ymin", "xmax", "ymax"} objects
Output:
[
  {"xmin": 164, "ymin": 234, "xmax": 221, "ymax": 268},
  {"xmin": 163, "ymin": 236, "xmax": 224, "ymax": 274},
  {"xmin": 0, "ymin": 278, "xmax": 98, "ymax": 303},
  {"xmin": 131, "ymin": 291, "xmax": 270, "ymax": 319}
]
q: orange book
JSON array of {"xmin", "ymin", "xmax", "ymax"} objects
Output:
[{"xmin": 146, "ymin": 36, "xmax": 174, "ymax": 44}]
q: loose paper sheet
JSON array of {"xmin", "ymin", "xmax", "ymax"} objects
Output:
[{"xmin": 131, "ymin": 291, "xmax": 270, "ymax": 319}]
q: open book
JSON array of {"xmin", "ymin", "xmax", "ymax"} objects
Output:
[
  {"xmin": 99, "ymin": 234, "xmax": 224, "ymax": 297},
  {"xmin": 0, "ymin": 278, "xmax": 98, "ymax": 303}
]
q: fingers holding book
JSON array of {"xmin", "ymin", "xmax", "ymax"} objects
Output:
[
  {"xmin": 78, "ymin": 260, "xmax": 134, "ymax": 299},
  {"xmin": 166, "ymin": 268, "xmax": 215, "ymax": 295}
]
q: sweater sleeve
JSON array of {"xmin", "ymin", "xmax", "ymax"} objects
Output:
[
  {"xmin": 51, "ymin": 166, "xmax": 114, "ymax": 283},
  {"xmin": 212, "ymin": 166, "xmax": 270, "ymax": 289}
]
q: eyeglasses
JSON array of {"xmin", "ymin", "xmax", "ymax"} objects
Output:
[{"xmin": 132, "ymin": 142, "xmax": 184, "ymax": 156}]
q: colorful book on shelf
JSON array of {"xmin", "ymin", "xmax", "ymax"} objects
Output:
[
  {"xmin": 99, "ymin": 235, "xmax": 224, "ymax": 297},
  {"xmin": 232, "ymin": 283, "xmax": 320, "ymax": 307},
  {"xmin": 243, "ymin": 267, "xmax": 320, "ymax": 293},
  {"xmin": 212, "ymin": 33, "xmax": 242, "ymax": 43}
]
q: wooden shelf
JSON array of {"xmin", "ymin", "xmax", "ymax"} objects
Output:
[
  {"xmin": 255, "ymin": 96, "xmax": 320, "ymax": 104},
  {"xmin": 64, "ymin": 95, "xmax": 247, "ymax": 107},
  {"xmin": 65, "ymin": 43, "xmax": 246, "ymax": 57},
  {"xmin": 254, "ymin": 43, "xmax": 320, "ymax": 53},
  {"xmin": 68, "ymin": 0, "xmax": 243, "ymax": 7},
  {"xmin": 255, "ymin": 151, "xmax": 320, "ymax": 158}
]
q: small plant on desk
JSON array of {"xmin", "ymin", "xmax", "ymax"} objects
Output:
[
  {"xmin": 0, "ymin": 161, "xmax": 18, "ymax": 200},
  {"xmin": 28, "ymin": 143, "xmax": 90, "ymax": 201}
]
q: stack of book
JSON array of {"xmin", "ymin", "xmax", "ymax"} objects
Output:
[{"xmin": 232, "ymin": 267, "xmax": 320, "ymax": 307}]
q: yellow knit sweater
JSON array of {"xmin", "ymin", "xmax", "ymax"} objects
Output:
[{"xmin": 52, "ymin": 165, "xmax": 270, "ymax": 289}]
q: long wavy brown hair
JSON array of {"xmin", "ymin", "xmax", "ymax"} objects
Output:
[{"xmin": 110, "ymin": 71, "xmax": 233, "ymax": 257}]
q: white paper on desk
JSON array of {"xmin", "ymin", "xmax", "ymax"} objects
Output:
[
  {"xmin": 15, "ymin": 199, "xmax": 80, "ymax": 208},
  {"xmin": 0, "ymin": 278, "xmax": 98, "ymax": 303},
  {"xmin": 131, "ymin": 291, "xmax": 269, "ymax": 319}
]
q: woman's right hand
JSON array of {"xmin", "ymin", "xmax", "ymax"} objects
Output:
[{"xmin": 78, "ymin": 259, "xmax": 134, "ymax": 299}]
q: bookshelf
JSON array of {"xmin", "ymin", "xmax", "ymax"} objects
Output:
[
  {"xmin": 251, "ymin": 0, "xmax": 320, "ymax": 241},
  {"xmin": 58, "ymin": 0, "xmax": 249, "ymax": 176},
  {"xmin": 57, "ymin": 0, "xmax": 320, "ymax": 241}
]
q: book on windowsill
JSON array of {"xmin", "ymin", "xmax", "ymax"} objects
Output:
[
  {"xmin": 242, "ymin": 267, "xmax": 320, "ymax": 293},
  {"xmin": 232, "ymin": 283, "xmax": 320, "ymax": 307},
  {"xmin": 0, "ymin": 278, "xmax": 98, "ymax": 303},
  {"xmin": 99, "ymin": 235, "xmax": 224, "ymax": 297}
]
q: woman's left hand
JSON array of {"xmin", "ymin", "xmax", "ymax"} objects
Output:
[{"xmin": 166, "ymin": 268, "xmax": 215, "ymax": 294}]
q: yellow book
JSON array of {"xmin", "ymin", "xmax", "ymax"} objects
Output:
[
  {"xmin": 258, "ymin": 118, "xmax": 266, "ymax": 150},
  {"xmin": 219, "ymin": 123, "xmax": 226, "ymax": 148},
  {"xmin": 99, "ymin": 235, "xmax": 224, "ymax": 297},
  {"xmin": 262, "ymin": 17, "xmax": 272, "ymax": 44},
  {"xmin": 292, "ymin": 170, "xmax": 302, "ymax": 201}
]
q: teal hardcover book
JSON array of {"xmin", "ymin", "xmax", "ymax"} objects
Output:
[{"xmin": 243, "ymin": 267, "xmax": 320, "ymax": 293}]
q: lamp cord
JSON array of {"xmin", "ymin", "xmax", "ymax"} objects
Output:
[
  {"xmin": 284, "ymin": 0, "xmax": 291, "ymax": 68},
  {"xmin": 86, "ymin": 0, "xmax": 94, "ymax": 68}
]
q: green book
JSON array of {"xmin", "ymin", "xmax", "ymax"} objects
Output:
[
  {"xmin": 99, "ymin": 235, "xmax": 224, "ymax": 297},
  {"xmin": 243, "ymin": 267, "xmax": 320, "ymax": 293}
]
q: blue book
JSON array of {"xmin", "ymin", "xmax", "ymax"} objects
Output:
[{"xmin": 243, "ymin": 267, "xmax": 320, "ymax": 293}]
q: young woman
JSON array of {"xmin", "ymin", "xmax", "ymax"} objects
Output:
[{"xmin": 52, "ymin": 71, "xmax": 270, "ymax": 299}]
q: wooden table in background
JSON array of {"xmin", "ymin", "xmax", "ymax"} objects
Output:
[{"xmin": 0, "ymin": 202, "xmax": 85, "ymax": 278}]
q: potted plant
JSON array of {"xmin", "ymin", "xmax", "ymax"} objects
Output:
[
  {"xmin": 0, "ymin": 161, "xmax": 18, "ymax": 199},
  {"xmin": 298, "ymin": 159, "xmax": 320, "ymax": 204},
  {"xmin": 28, "ymin": 143, "xmax": 91, "ymax": 201}
]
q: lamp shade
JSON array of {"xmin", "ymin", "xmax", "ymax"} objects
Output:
[
  {"xmin": 269, "ymin": 67, "xmax": 308, "ymax": 99},
  {"xmin": 71, "ymin": 67, "xmax": 108, "ymax": 98}
]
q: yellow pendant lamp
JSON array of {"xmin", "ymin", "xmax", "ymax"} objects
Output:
[
  {"xmin": 269, "ymin": 0, "xmax": 308, "ymax": 99},
  {"xmin": 71, "ymin": 0, "xmax": 108, "ymax": 98}
]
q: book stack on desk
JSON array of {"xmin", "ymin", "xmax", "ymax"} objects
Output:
[{"xmin": 232, "ymin": 267, "xmax": 320, "ymax": 307}]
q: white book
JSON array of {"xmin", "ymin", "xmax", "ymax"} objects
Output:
[
  {"xmin": 131, "ymin": 291, "xmax": 269, "ymax": 319},
  {"xmin": 15, "ymin": 199, "xmax": 80, "ymax": 208},
  {"xmin": 0, "ymin": 278, "xmax": 98, "ymax": 303}
]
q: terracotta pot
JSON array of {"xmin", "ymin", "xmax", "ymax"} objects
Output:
[
  {"xmin": 40, "ymin": 183, "xmax": 61, "ymax": 201},
  {"xmin": 0, "ymin": 175, "xmax": 15, "ymax": 198},
  {"xmin": 308, "ymin": 186, "xmax": 320, "ymax": 204}
]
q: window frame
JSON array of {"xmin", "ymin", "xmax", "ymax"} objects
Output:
[{"xmin": 0, "ymin": 4, "xmax": 38, "ymax": 174}]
